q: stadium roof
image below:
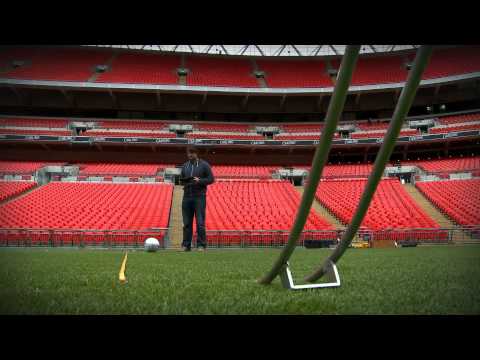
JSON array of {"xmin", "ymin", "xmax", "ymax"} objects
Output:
[{"xmin": 84, "ymin": 45, "xmax": 420, "ymax": 57}]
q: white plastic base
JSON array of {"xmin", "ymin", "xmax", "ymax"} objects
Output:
[{"xmin": 279, "ymin": 260, "xmax": 341, "ymax": 290}]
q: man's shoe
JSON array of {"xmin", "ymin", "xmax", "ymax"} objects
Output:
[
  {"xmin": 197, "ymin": 246, "xmax": 206, "ymax": 252},
  {"xmin": 181, "ymin": 246, "xmax": 191, "ymax": 252}
]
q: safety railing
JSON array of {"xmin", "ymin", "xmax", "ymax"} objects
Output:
[
  {"xmin": 193, "ymin": 226, "xmax": 480, "ymax": 248},
  {"xmin": 0, "ymin": 228, "xmax": 168, "ymax": 248}
]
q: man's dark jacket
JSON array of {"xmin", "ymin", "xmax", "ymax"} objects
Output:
[{"xmin": 180, "ymin": 159, "xmax": 215, "ymax": 196}]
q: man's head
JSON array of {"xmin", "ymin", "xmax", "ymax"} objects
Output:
[{"xmin": 186, "ymin": 146, "xmax": 199, "ymax": 161}]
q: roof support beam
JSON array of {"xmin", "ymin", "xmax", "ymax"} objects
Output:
[
  {"xmin": 291, "ymin": 45, "xmax": 302, "ymax": 56},
  {"xmin": 254, "ymin": 45, "xmax": 265, "ymax": 56},
  {"xmin": 240, "ymin": 45, "xmax": 250, "ymax": 56},
  {"xmin": 220, "ymin": 45, "xmax": 229, "ymax": 55},
  {"xmin": 369, "ymin": 45, "xmax": 377, "ymax": 53},
  {"xmin": 313, "ymin": 45, "xmax": 323, "ymax": 56},
  {"xmin": 329, "ymin": 45, "xmax": 338, "ymax": 55}
]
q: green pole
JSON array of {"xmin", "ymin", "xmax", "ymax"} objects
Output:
[
  {"xmin": 258, "ymin": 45, "xmax": 361, "ymax": 285},
  {"xmin": 304, "ymin": 45, "xmax": 433, "ymax": 283}
]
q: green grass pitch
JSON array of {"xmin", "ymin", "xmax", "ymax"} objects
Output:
[{"xmin": 1, "ymin": 246, "xmax": 479, "ymax": 314}]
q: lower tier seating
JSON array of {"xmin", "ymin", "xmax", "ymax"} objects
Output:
[
  {"xmin": 415, "ymin": 179, "xmax": 480, "ymax": 226},
  {"xmin": 0, "ymin": 181, "xmax": 36, "ymax": 202},
  {"xmin": 196, "ymin": 180, "xmax": 334, "ymax": 246},
  {"xmin": 0, "ymin": 182, "xmax": 173, "ymax": 246},
  {"xmin": 315, "ymin": 178, "xmax": 445, "ymax": 241}
]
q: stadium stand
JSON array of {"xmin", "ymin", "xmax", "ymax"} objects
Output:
[
  {"xmin": 84, "ymin": 131, "xmax": 176, "ymax": 138},
  {"xmin": 2, "ymin": 47, "xmax": 112, "ymax": 82},
  {"xmin": 98, "ymin": 120, "xmax": 167, "ymax": 130},
  {"xmin": 0, "ymin": 182, "xmax": 173, "ymax": 245},
  {"xmin": 0, "ymin": 161, "xmax": 56, "ymax": 174},
  {"xmin": 185, "ymin": 56, "xmax": 258, "ymax": 87},
  {"xmin": 0, "ymin": 181, "xmax": 37, "ymax": 202},
  {"xmin": 186, "ymin": 133, "xmax": 264, "ymax": 140},
  {"xmin": 281, "ymin": 123, "xmax": 324, "ymax": 132},
  {"xmin": 195, "ymin": 123, "xmax": 252, "ymax": 132},
  {"xmin": 96, "ymin": 52, "xmax": 180, "ymax": 85},
  {"xmin": 200, "ymin": 180, "xmax": 334, "ymax": 245},
  {"xmin": 315, "ymin": 178, "xmax": 443, "ymax": 240},
  {"xmin": 429, "ymin": 123, "xmax": 480, "ymax": 134},
  {"xmin": 437, "ymin": 112, "xmax": 480, "ymax": 125},
  {"xmin": 357, "ymin": 122, "xmax": 391, "ymax": 131},
  {"xmin": 0, "ymin": 117, "xmax": 69, "ymax": 128},
  {"xmin": 412, "ymin": 156, "xmax": 480, "ymax": 173},
  {"xmin": 414, "ymin": 46, "xmax": 480, "ymax": 80},
  {"xmin": 416, "ymin": 179, "xmax": 480, "ymax": 226},
  {"xmin": 78, "ymin": 163, "xmax": 163, "ymax": 176},
  {"xmin": 332, "ymin": 55, "xmax": 408, "ymax": 85},
  {"xmin": 211, "ymin": 166, "xmax": 279, "ymax": 179},
  {"xmin": 298, "ymin": 164, "xmax": 373, "ymax": 178},
  {"xmin": 0, "ymin": 129, "xmax": 72, "ymax": 136},
  {"xmin": 351, "ymin": 129, "xmax": 419, "ymax": 138},
  {"xmin": 257, "ymin": 59, "xmax": 332, "ymax": 88}
]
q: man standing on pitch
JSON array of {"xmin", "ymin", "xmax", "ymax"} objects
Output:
[{"xmin": 180, "ymin": 146, "xmax": 215, "ymax": 251}]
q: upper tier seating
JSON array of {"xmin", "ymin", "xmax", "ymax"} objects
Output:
[
  {"xmin": 0, "ymin": 161, "xmax": 59, "ymax": 174},
  {"xmin": 2, "ymin": 46, "xmax": 479, "ymax": 86},
  {"xmin": 429, "ymin": 123, "xmax": 480, "ymax": 134},
  {"xmin": 257, "ymin": 59, "xmax": 332, "ymax": 88},
  {"xmin": 211, "ymin": 166, "xmax": 279, "ymax": 179},
  {"xmin": 412, "ymin": 156, "xmax": 480, "ymax": 173},
  {"xmin": 438, "ymin": 112, "xmax": 480, "ymax": 125},
  {"xmin": 185, "ymin": 56, "xmax": 258, "ymax": 87},
  {"xmin": 412, "ymin": 46, "xmax": 480, "ymax": 80},
  {"xmin": 200, "ymin": 180, "xmax": 334, "ymax": 245},
  {"xmin": 415, "ymin": 179, "xmax": 480, "ymax": 226},
  {"xmin": 2, "ymin": 47, "xmax": 112, "ymax": 81},
  {"xmin": 332, "ymin": 55, "xmax": 408, "ymax": 85},
  {"xmin": 79, "ymin": 163, "xmax": 163, "ymax": 176},
  {"xmin": 0, "ymin": 181, "xmax": 37, "ymax": 202},
  {"xmin": 0, "ymin": 117, "xmax": 68, "ymax": 128},
  {"xmin": 96, "ymin": 52, "xmax": 180, "ymax": 84},
  {"xmin": 315, "ymin": 178, "xmax": 442, "ymax": 240}
]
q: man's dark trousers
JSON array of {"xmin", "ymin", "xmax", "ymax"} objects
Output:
[{"xmin": 182, "ymin": 194, "xmax": 207, "ymax": 249}]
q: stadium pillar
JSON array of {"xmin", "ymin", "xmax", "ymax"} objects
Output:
[
  {"xmin": 258, "ymin": 45, "xmax": 361, "ymax": 285},
  {"xmin": 304, "ymin": 45, "xmax": 433, "ymax": 283}
]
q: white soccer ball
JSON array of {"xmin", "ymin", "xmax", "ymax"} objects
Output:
[{"xmin": 144, "ymin": 237, "xmax": 160, "ymax": 252}]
